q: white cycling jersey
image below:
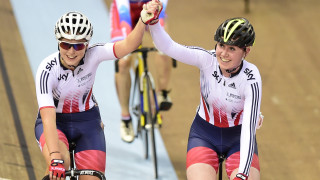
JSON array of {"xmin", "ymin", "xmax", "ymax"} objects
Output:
[
  {"xmin": 149, "ymin": 23, "xmax": 262, "ymax": 176},
  {"xmin": 35, "ymin": 43, "xmax": 116, "ymax": 113}
]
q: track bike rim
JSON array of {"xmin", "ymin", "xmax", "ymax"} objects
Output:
[
  {"xmin": 144, "ymin": 75, "xmax": 158, "ymax": 179},
  {"xmin": 142, "ymin": 126, "xmax": 149, "ymax": 159}
]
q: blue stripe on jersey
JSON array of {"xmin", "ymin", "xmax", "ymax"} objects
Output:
[
  {"xmin": 88, "ymin": 43, "xmax": 106, "ymax": 50},
  {"xmin": 40, "ymin": 70, "xmax": 49, "ymax": 94},
  {"xmin": 185, "ymin": 46, "xmax": 214, "ymax": 55},
  {"xmin": 244, "ymin": 82, "xmax": 259, "ymax": 174}
]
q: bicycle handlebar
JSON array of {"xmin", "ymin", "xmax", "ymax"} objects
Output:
[
  {"xmin": 132, "ymin": 47, "xmax": 177, "ymax": 68},
  {"xmin": 42, "ymin": 169, "xmax": 106, "ymax": 180},
  {"xmin": 132, "ymin": 47, "xmax": 158, "ymax": 54},
  {"xmin": 115, "ymin": 47, "xmax": 177, "ymax": 73}
]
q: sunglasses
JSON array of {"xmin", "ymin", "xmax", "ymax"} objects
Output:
[{"xmin": 58, "ymin": 41, "xmax": 88, "ymax": 51}]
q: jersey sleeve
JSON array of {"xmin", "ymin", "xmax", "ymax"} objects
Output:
[
  {"xmin": 149, "ymin": 23, "xmax": 213, "ymax": 69},
  {"xmin": 86, "ymin": 43, "xmax": 118, "ymax": 64},
  {"xmin": 238, "ymin": 66, "xmax": 262, "ymax": 176},
  {"xmin": 35, "ymin": 58, "xmax": 57, "ymax": 109}
]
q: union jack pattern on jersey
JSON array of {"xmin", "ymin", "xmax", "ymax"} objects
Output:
[{"xmin": 36, "ymin": 43, "xmax": 116, "ymax": 113}]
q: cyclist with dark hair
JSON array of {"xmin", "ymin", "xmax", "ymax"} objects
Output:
[
  {"xmin": 142, "ymin": 2, "xmax": 262, "ymax": 179},
  {"xmin": 34, "ymin": 5, "xmax": 161, "ymax": 180},
  {"xmin": 110, "ymin": 0, "xmax": 172, "ymax": 143}
]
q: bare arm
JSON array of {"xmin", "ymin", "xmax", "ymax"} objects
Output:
[
  {"xmin": 114, "ymin": 0, "xmax": 161, "ymax": 58},
  {"xmin": 40, "ymin": 107, "xmax": 62, "ymax": 159},
  {"xmin": 113, "ymin": 18, "xmax": 146, "ymax": 59}
]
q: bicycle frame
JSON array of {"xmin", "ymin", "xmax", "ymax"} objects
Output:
[
  {"xmin": 42, "ymin": 142, "xmax": 106, "ymax": 180},
  {"xmin": 218, "ymin": 155, "xmax": 225, "ymax": 180},
  {"xmin": 130, "ymin": 47, "xmax": 162, "ymax": 179},
  {"xmin": 136, "ymin": 47, "xmax": 162, "ymax": 128}
]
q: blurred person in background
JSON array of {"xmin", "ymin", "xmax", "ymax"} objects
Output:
[{"xmin": 109, "ymin": 0, "xmax": 173, "ymax": 143}]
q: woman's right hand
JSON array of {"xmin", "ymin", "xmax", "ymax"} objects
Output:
[
  {"xmin": 140, "ymin": 0, "xmax": 163, "ymax": 24},
  {"xmin": 49, "ymin": 159, "xmax": 65, "ymax": 180}
]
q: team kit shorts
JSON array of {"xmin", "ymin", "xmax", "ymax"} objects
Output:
[
  {"xmin": 34, "ymin": 106, "xmax": 106, "ymax": 172},
  {"xmin": 186, "ymin": 113, "xmax": 260, "ymax": 178}
]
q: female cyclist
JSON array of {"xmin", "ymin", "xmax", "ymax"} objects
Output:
[
  {"xmin": 34, "ymin": 5, "xmax": 161, "ymax": 180},
  {"xmin": 142, "ymin": 2, "xmax": 262, "ymax": 179}
]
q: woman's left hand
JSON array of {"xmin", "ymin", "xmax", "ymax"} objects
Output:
[{"xmin": 140, "ymin": 0, "xmax": 163, "ymax": 24}]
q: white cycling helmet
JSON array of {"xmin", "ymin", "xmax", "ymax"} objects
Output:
[{"xmin": 54, "ymin": 11, "xmax": 93, "ymax": 41}]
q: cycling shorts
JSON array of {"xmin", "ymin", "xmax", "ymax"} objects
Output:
[
  {"xmin": 186, "ymin": 113, "xmax": 260, "ymax": 178},
  {"xmin": 110, "ymin": 0, "xmax": 166, "ymax": 42},
  {"xmin": 34, "ymin": 106, "xmax": 106, "ymax": 172}
]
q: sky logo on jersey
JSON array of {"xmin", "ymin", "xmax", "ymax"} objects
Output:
[
  {"xmin": 58, "ymin": 73, "xmax": 69, "ymax": 81},
  {"xmin": 244, "ymin": 68, "xmax": 255, "ymax": 80},
  {"xmin": 212, "ymin": 71, "xmax": 223, "ymax": 83},
  {"xmin": 46, "ymin": 58, "xmax": 57, "ymax": 71}
]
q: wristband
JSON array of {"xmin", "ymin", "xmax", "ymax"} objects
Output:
[
  {"xmin": 236, "ymin": 173, "xmax": 248, "ymax": 180},
  {"xmin": 51, "ymin": 159, "xmax": 64, "ymax": 166},
  {"xmin": 141, "ymin": 18, "xmax": 147, "ymax": 25}
]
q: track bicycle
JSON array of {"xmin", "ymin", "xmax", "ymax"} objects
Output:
[
  {"xmin": 218, "ymin": 155, "xmax": 226, "ymax": 180},
  {"xmin": 42, "ymin": 141, "xmax": 106, "ymax": 180},
  {"xmin": 116, "ymin": 46, "xmax": 176, "ymax": 179}
]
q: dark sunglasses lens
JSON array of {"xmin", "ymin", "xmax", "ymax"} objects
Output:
[
  {"xmin": 59, "ymin": 42, "xmax": 71, "ymax": 50},
  {"xmin": 59, "ymin": 42, "xmax": 86, "ymax": 51},
  {"xmin": 73, "ymin": 44, "xmax": 86, "ymax": 51}
]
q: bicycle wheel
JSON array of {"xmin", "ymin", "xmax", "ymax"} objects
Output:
[
  {"xmin": 141, "ymin": 123, "xmax": 149, "ymax": 159},
  {"xmin": 133, "ymin": 66, "xmax": 149, "ymax": 160},
  {"xmin": 144, "ymin": 74, "xmax": 158, "ymax": 179}
]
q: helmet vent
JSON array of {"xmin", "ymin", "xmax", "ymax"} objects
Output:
[{"xmin": 54, "ymin": 12, "xmax": 93, "ymax": 41}]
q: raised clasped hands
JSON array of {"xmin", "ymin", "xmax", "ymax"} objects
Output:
[{"xmin": 140, "ymin": 0, "xmax": 163, "ymax": 25}]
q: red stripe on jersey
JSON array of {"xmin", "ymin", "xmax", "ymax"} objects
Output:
[
  {"xmin": 220, "ymin": 110, "xmax": 229, "ymax": 127},
  {"xmin": 39, "ymin": 106, "xmax": 55, "ymax": 110},
  {"xmin": 213, "ymin": 105, "xmax": 229, "ymax": 127},
  {"xmin": 234, "ymin": 110, "xmax": 243, "ymax": 126},
  {"xmin": 75, "ymin": 150, "xmax": 106, "ymax": 172},
  {"xmin": 113, "ymin": 43, "xmax": 119, "ymax": 59},
  {"xmin": 62, "ymin": 98, "xmax": 71, "ymax": 113},
  {"xmin": 213, "ymin": 105, "xmax": 221, "ymax": 127},
  {"xmin": 186, "ymin": 146, "xmax": 219, "ymax": 172},
  {"xmin": 72, "ymin": 95, "xmax": 80, "ymax": 113},
  {"xmin": 201, "ymin": 93, "xmax": 210, "ymax": 122},
  {"xmin": 85, "ymin": 88, "xmax": 93, "ymax": 111}
]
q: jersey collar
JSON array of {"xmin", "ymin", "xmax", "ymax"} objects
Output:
[{"xmin": 219, "ymin": 61, "xmax": 243, "ymax": 78}]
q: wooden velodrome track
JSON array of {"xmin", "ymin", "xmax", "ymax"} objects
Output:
[{"xmin": 1, "ymin": 0, "xmax": 319, "ymax": 179}]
